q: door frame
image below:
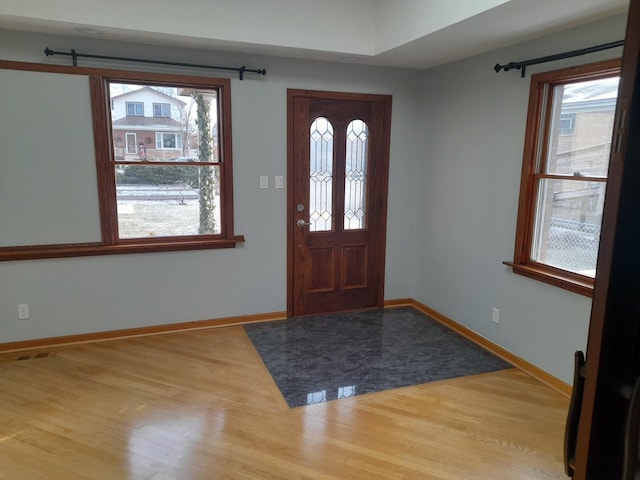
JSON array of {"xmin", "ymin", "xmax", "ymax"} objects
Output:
[{"xmin": 286, "ymin": 88, "xmax": 392, "ymax": 317}]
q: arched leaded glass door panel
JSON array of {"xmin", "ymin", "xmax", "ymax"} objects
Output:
[
  {"xmin": 309, "ymin": 117, "xmax": 334, "ymax": 232},
  {"xmin": 344, "ymin": 119, "xmax": 368, "ymax": 231}
]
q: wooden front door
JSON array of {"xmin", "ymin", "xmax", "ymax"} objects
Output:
[{"xmin": 287, "ymin": 90, "xmax": 392, "ymax": 316}]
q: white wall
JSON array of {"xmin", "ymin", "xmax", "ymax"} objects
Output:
[
  {"xmin": 0, "ymin": 29, "xmax": 422, "ymax": 343},
  {"xmin": 416, "ymin": 14, "xmax": 627, "ymax": 383}
]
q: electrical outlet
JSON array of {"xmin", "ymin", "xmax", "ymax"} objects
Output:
[
  {"xmin": 259, "ymin": 175, "xmax": 268, "ymax": 189},
  {"xmin": 18, "ymin": 304, "xmax": 30, "ymax": 320},
  {"xmin": 491, "ymin": 307, "xmax": 500, "ymax": 324}
]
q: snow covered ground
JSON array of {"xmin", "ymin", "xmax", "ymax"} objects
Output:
[{"xmin": 116, "ymin": 185, "xmax": 221, "ymax": 238}]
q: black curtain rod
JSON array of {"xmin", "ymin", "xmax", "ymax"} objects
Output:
[
  {"xmin": 494, "ymin": 40, "xmax": 624, "ymax": 78},
  {"xmin": 43, "ymin": 47, "xmax": 266, "ymax": 80}
]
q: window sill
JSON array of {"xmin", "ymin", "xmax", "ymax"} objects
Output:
[
  {"xmin": 0, "ymin": 236, "xmax": 245, "ymax": 261},
  {"xmin": 503, "ymin": 261, "xmax": 593, "ymax": 298}
]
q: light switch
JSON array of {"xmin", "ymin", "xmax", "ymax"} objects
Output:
[
  {"xmin": 260, "ymin": 175, "xmax": 268, "ymax": 189},
  {"xmin": 275, "ymin": 176, "xmax": 284, "ymax": 189}
]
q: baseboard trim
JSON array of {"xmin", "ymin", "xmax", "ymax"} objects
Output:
[
  {"xmin": 0, "ymin": 298, "xmax": 573, "ymax": 398},
  {"xmin": 383, "ymin": 298, "xmax": 413, "ymax": 308},
  {"xmin": 407, "ymin": 299, "xmax": 572, "ymax": 398},
  {"xmin": 0, "ymin": 311, "xmax": 287, "ymax": 354}
]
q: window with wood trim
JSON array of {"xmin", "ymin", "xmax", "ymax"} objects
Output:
[
  {"xmin": 91, "ymin": 71, "xmax": 241, "ymax": 252},
  {"xmin": 507, "ymin": 59, "xmax": 621, "ymax": 296},
  {"xmin": 0, "ymin": 62, "xmax": 243, "ymax": 261}
]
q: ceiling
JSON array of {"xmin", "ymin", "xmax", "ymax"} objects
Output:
[{"xmin": 0, "ymin": 0, "xmax": 630, "ymax": 69}]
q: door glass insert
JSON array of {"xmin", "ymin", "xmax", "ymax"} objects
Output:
[
  {"xmin": 344, "ymin": 119, "xmax": 368, "ymax": 230},
  {"xmin": 309, "ymin": 117, "xmax": 334, "ymax": 232}
]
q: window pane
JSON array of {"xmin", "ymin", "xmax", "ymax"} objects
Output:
[
  {"xmin": 110, "ymin": 83, "xmax": 218, "ymax": 163},
  {"xmin": 309, "ymin": 117, "xmax": 334, "ymax": 232},
  {"xmin": 126, "ymin": 102, "xmax": 143, "ymax": 116},
  {"xmin": 156, "ymin": 133, "xmax": 182, "ymax": 150},
  {"xmin": 116, "ymin": 165, "xmax": 221, "ymax": 238},
  {"xmin": 531, "ymin": 178, "xmax": 605, "ymax": 276},
  {"xmin": 344, "ymin": 119, "xmax": 368, "ymax": 230},
  {"xmin": 546, "ymin": 77, "xmax": 619, "ymax": 177},
  {"xmin": 154, "ymin": 103, "xmax": 171, "ymax": 117}
]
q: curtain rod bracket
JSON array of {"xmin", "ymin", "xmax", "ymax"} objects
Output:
[
  {"xmin": 43, "ymin": 47, "xmax": 267, "ymax": 80},
  {"xmin": 494, "ymin": 40, "xmax": 624, "ymax": 78}
]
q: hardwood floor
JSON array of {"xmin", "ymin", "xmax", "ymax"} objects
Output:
[{"xmin": 0, "ymin": 326, "xmax": 569, "ymax": 479}]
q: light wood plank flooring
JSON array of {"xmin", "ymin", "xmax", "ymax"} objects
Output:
[{"xmin": 0, "ymin": 326, "xmax": 569, "ymax": 479}]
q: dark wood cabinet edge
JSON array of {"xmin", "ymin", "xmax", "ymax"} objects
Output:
[
  {"xmin": 0, "ymin": 236, "xmax": 245, "ymax": 261},
  {"xmin": 504, "ymin": 261, "xmax": 593, "ymax": 297}
]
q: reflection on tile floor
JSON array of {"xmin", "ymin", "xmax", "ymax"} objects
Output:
[{"xmin": 244, "ymin": 307, "xmax": 510, "ymax": 408}]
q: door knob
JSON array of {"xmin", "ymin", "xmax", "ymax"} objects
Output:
[{"xmin": 297, "ymin": 219, "xmax": 312, "ymax": 227}]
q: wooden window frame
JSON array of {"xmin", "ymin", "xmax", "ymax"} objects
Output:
[
  {"xmin": 0, "ymin": 61, "xmax": 243, "ymax": 262},
  {"xmin": 505, "ymin": 59, "xmax": 621, "ymax": 297}
]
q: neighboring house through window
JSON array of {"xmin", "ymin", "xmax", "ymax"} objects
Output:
[
  {"xmin": 111, "ymin": 86, "xmax": 186, "ymax": 161},
  {"xmin": 507, "ymin": 59, "xmax": 621, "ymax": 296}
]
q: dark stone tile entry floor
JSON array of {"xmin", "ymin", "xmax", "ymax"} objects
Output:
[{"xmin": 244, "ymin": 307, "xmax": 511, "ymax": 408}]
